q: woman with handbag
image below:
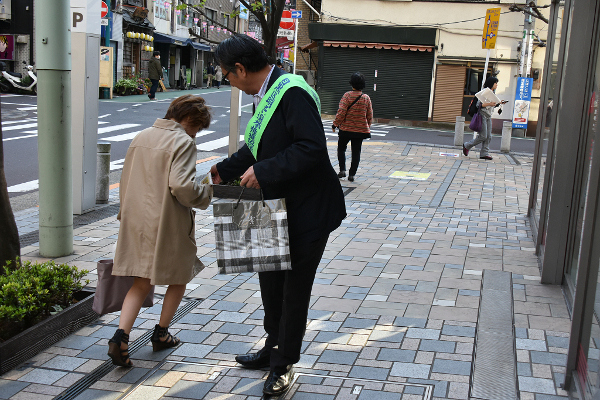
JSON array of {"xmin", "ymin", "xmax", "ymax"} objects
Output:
[
  {"xmin": 107, "ymin": 95, "xmax": 213, "ymax": 367},
  {"xmin": 332, "ymin": 72, "xmax": 373, "ymax": 182},
  {"xmin": 463, "ymin": 76, "xmax": 501, "ymax": 160}
]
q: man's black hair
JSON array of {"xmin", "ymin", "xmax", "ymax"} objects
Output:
[
  {"xmin": 483, "ymin": 76, "xmax": 499, "ymax": 89},
  {"xmin": 153, "ymin": 51, "xmax": 160, "ymax": 57},
  {"xmin": 350, "ymin": 72, "xmax": 366, "ymax": 90},
  {"xmin": 215, "ymin": 34, "xmax": 269, "ymax": 74}
]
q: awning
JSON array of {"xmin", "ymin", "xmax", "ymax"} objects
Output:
[
  {"xmin": 323, "ymin": 41, "xmax": 434, "ymax": 52},
  {"xmin": 154, "ymin": 32, "xmax": 190, "ymax": 46},
  {"xmin": 301, "ymin": 41, "xmax": 318, "ymax": 52},
  {"xmin": 189, "ymin": 41, "xmax": 210, "ymax": 51},
  {"xmin": 276, "ymin": 37, "xmax": 294, "ymax": 50}
]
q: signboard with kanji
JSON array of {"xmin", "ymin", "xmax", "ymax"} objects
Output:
[
  {"xmin": 512, "ymin": 77, "xmax": 533, "ymax": 129},
  {"xmin": 482, "ymin": 8, "xmax": 500, "ymax": 49}
]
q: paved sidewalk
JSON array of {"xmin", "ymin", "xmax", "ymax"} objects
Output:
[{"xmin": 1, "ymin": 141, "xmax": 570, "ymax": 400}]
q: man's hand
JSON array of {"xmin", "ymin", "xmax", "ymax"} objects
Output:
[
  {"xmin": 240, "ymin": 166, "xmax": 261, "ymax": 189},
  {"xmin": 331, "ymin": 125, "xmax": 336, "ymax": 132},
  {"xmin": 210, "ymin": 164, "xmax": 222, "ymax": 184}
]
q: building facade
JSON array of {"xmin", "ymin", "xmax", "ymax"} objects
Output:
[
  {"xmin": 526, "ymin": 0, "xmax": 600, "ymax": 396},
  {"xmin": 307, "ymin": 0, "xmax": 548, "ymax": 133},
  {"xmin": 0, "ymin": 0, "xmax": 34, "ymax": 74}
]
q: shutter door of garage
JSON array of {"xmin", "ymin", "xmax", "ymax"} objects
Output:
[
  {"xmin": 375, "ymin": 49, "xmax": 434, "ymax": 121},
  {"xmin": 318, "ymin": 46, "xmax": 377, "ymax": 116},
  {"xmin": 432, "ymin": 65, "xmax": 466, "ymax": 122}
]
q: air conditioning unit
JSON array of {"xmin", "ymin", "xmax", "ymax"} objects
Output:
[{"xmin": 296, "ymin": 70, "xmax": 315, "ymax": 86}]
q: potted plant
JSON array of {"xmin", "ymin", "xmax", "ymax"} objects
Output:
[{"xmin": 0, "ymin": 260, "xmax": 97, "ymax": 374}]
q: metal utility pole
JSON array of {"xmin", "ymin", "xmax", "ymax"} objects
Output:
[
  {"xmin": 520, "ymin": 2, "xmax": 536, "ymax": 77},
  {"xmin": 228, "ymin": 12, "xmax": 244, "ymax": 156},
  {"xmin": 35, "ymin": 0, "xmax": 73, "ymax": 257}
]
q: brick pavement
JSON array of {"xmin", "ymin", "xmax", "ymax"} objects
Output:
[{"xmin": 0, "ymin": 141, "xmax": 571, "ymax": 400}]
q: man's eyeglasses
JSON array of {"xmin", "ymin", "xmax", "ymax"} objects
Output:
[{"xmin": 223, "ymin": 68, "xmax": 231, "ymax": 81}]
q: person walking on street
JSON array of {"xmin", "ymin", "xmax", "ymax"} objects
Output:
[
  {"xmin": 107, "ymin": 95, "xmax": 213, "ymax": 368},
  {"xmin": 147, "ymin": 51, "xmax": 163, "ymax": 100},
  {"xmin": 210, "ymin": 34, "xmax": 346, "ymax": 397},
  {"xmin": 333, "ymin": 72, "xmax": 373, "ymax": 182},
  {"xmin": 463, "ymin": 76, "xmax": 501, "ymax": 160},
  {"xmin": 207, "ymin": 62, "xmax": 215, "ymax": 88},
  {"xmin": 215, "ymin": 65, "xmax": 223, "ymax": 89}
]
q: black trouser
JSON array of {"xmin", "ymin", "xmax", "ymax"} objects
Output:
[
  {"xmin": 149, "ymin": 79, "xmax": 159, "ymax": 99},
  {"xmin": 259, "ymin": 235, "xmax": 329, "ymax": 374},
  {"xmin": 337, "ymin": 136, "xmax": 364, "ymax": 176}
]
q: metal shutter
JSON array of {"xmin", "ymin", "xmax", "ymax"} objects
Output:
[
  {"xmin": 375, "ymin": 48, "xmax": 434, "ymax": 121},
  {"xmin": 318, "ymin": 46, "xmax": 377, "ymax": 116},
  {"xmin": 432, "ymin": 65, "xmax": 467, "ymax": 122}
]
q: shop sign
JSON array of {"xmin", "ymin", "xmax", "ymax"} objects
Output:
[
  {"xmin": 0, "ymin": 34, "xmax": 14, "ymax": 60},
  {"xmin": 512, "ymin": 77, "xmax": 534, "ymax": 129}
]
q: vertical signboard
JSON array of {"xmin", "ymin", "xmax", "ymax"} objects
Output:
[
  {"xmin": 99, "ymin": 46, "xmax": 113, "ymax": 97},
  {"xmin": 0, "ymin": 34, "xmax": 14, "ymax": 60},
  {"xmin": 482, "ymin": 8, "xmax": 501, "ymax": 49},
  {"xmin": 512, "ymin": 77, "xmax": 534, "ymax": 129}
]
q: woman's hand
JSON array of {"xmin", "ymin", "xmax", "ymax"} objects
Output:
[
  {"xmin": 240, "ymin": 166, "xmax": 261, "ymax": 189},
  {"xmin": 331, "ymin": 125, "xmax": 336, "ymax": 132}
]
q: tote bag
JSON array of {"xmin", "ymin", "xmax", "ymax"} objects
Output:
[
  {"xmin": 92, "ymin": 259, "xmax": 154, "ymax": 315},
  {"xmin": 213, "ymin": 189, "xmax": 292, "ymax": 274}
]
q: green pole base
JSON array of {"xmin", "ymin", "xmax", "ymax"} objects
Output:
[{"xmin": 39, "ymin": 226, "xmax": 74, "ymax": 257}]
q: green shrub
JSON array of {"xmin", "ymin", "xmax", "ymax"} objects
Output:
[{"xmin": 0, "ymin": 259, "xmax": 89, "ymax": 341}]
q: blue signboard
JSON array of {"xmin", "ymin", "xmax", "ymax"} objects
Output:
[
  {"xmin": 512, "ymin": 77, "xmax": 534, "ymax": 129},
  {"xmin": 291, "ymin": 10, "xmax": 302, "ymax": 18},
  {"xmin": 239, "ymin": 3, "xmax": 248, "ymax": 19}
]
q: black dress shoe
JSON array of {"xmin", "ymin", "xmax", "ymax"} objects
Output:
[
  {"xmin": 235, "ymin": 348, "xmax": 271, "ymax": 369},
  {"xmin": 263, "ymin": 365, "xmax": 294, "ymax": 396}
]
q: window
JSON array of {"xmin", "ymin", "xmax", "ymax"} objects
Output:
[{"xmin": 206, "ymin": 9, "xmax": 216, "ymax": 25}]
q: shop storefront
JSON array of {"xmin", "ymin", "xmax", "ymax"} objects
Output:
[{"xmin": 528, "ymin": 0, "xmax": 600, "ymax": 397}]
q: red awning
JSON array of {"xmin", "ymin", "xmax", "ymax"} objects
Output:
[
  {"xmin": 276, "ymin": 37, "xmax": 294, "ymax": 49},
  {"xmin": 300, "ymin": 41, "xmax": 318, "ymax": 52},
  {"xmin": 323, "ymin": 41, "xmax": 434, "ymax": 52}
]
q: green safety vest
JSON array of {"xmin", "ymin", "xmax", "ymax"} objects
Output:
[{"xmin": 244, "ymin": 74, "xmax": 321, "ymax": 159}]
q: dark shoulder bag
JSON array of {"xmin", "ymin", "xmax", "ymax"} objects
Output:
[{"xmin": 333, "ymin": 94, "xmax": 363, "ymax": 129}]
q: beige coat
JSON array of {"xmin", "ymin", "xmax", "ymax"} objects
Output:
[{"xmin": 113, "ymin": 119, "xmax": 212, "ymax": 285}]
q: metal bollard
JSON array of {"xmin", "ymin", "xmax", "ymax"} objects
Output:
[
  {"xmin": 96, "ymin": 142, "xmax": 111, "ymax": 204},
  {"xmin": 454, "ymin": 116, "xmax": 465, "ymax": 147},
  {"xmin": 501, "ymin": 121, "xmax": 512, "ymax": 153}
]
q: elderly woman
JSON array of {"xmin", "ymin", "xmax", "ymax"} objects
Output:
[
  {"xmin": 332, "ymin": 72, "xmax": 373, "ymax": 182},
  {"xmin": 107, "ymin": 95, "xmax": 213, "ymax": 367}
]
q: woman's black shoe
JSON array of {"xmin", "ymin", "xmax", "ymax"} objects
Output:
[
  {"xmin": 107, "ymin": 329, "xmax": 132, "ymax": 367},
  {"xmin": 338, "ymin": 171, "xmax": 346, "ymax": 178},
  {"xmin": 348, "ymin": 175, "xmax": 355, "ymax": 182},
  {"xmin": 151, "ymin": 324, "xmax": 181, "ymax": 351}
]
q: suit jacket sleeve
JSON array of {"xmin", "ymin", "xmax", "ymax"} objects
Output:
[
  {"xmin": 216, "ymin": 144, "xmax": 256, "ymax": 182},
  {"xmin": 252, "ymin": 87, "xmax": 328, "ymax": 186},
  {"xmin": 169, "ymin": 138, "xmax": 213, "ymax": 209}
]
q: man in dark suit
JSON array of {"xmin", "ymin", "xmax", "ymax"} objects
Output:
[{"xmin": 210, "ymin": 35, "xmax": 346, "ymax": 396}]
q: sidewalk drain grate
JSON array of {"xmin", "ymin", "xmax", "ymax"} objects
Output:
[
  {"xmin": 118, "ymin": 360, "xmax": 436, "ymax": 400},
  {"xmin": 470, "ymin": 270, "xmax": 518, "ymax": 400},
  {"xmin": 54, "ymin": 299, "xmax": 200, "ymax": 400}
]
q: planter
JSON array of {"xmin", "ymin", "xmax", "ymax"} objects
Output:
[
  {"xmin": 213, "ymin": 185, "xmax": 262, "ymax": 201},
  {"xmin": 124, "ymin": 88, "xmax": 133, "ymax": 96},
  {"xmin": 0, "ymin": 291, "xmax": 99, "ymax": 374}
]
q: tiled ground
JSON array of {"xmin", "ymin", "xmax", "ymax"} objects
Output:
[{"xmin": 1, "ymin": 141, "xmax": 571, "ymax": 399}]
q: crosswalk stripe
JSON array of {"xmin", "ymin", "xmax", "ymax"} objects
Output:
[
  {"xmin": 8, "ymin": 179, "xmax": 38, "ymax": 193},
  {"xmin": 2, "ymin": 118, "xmax": 37, "ymax": 125},
  {"xmin": 370, "ymin": 129, "xmax": 390, "ymax": 133},
  {"xmin": 197, "ymin": 135, "xmax": 244, "ymax": 151},
  {"xmin": 2, "ymin": 133, "xmax": 37, "ymax": 141},
  {"xmin": 103, "ymin": 131, "xmax": 142, "ymax": 142},
  {"xmin": 3, "ymin": 123, "xmax": 37, "ymax": 131},
  {"xmin": 98, "ymin": 123, "xmax": 141, "ymax": 134},
  {"xmin": 17, "ymin": 107, "xmax": 38, "ymax": 111}
]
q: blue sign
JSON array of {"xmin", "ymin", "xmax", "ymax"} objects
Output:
[
  {"xmin": 239, "ymin": 3, "xmax": 249, "ymax": 19},
  {"xmin": 291, "ymin": 10, "xmax": 302, "ymax": 18},
  {"xmin": 512, "ymin": 77, "xmax": 533, "ymax": 129}
]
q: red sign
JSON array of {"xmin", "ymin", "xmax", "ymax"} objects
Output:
[
  {"xmin": 279, "ymin": 10, "xmax": 294, "ymax": 30},
  {"xmin": 101, "ymin": 1, "xmax": 108, "ymax": 18}
]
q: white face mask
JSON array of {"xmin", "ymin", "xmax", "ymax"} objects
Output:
[{"xmin": 156, "ymin": 56, "xmax": 160, "ymax": 60}]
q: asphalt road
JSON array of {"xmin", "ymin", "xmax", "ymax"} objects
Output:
[{"xmin": 2, "ymin": 87, "xmax": 536, "ymax": 211}]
